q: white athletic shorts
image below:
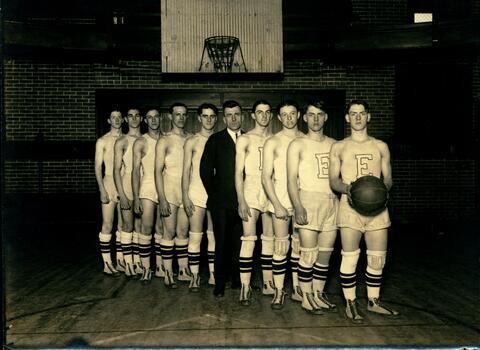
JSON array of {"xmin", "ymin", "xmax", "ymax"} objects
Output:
[
  {"xmin": 139, "ymin": 178, "xmax": 158, "ymax": 204},
  {"xmin": 337, "ymin": 195, "xmax": 391, "ymax": 233},
  {"xmin": 266, "ymin": 184, "xmax": 294, "ymax": 216},
  {"xmin": 103, "ymin": 175, "xmax": 119, "ymax": 203},
  {"xmin": 164, "ymin": 173, "xmax": 183, "ymax": 208},
  {"xmin": 244, "ymin": 179, "xmax": 268, "ymax": 212},
  {"xmin": 188, "ymin": 184, "xmax": 207, "ymax": 209},
  {"xmin": 294, "ymin": 190, "xmax": 338, "ymax": 232}
]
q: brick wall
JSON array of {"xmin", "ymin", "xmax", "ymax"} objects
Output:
[{"xmin": 4, "ymin": 57, "xmax": 477, "ymax": 222}]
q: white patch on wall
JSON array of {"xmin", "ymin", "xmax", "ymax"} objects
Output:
[{"xmin": 414, "ymin": 13, "xmax": 433, "ymax": 23}]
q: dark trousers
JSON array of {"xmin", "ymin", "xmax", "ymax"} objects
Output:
[{"xmin": 210, "ymin": 207, "xmax": 242, "ymax": 291}]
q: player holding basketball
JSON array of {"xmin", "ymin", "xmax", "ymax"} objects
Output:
[
  {"xmin": 262, "ymin": 100, "xmax": 304, "ymax": 309},
  {"xmin": 132, "ymin": 109, "xmax": 163, "ymax": 284},
  {"xmin": 329, "ymin": 99, "xmax": 399, "ymax": 323},
  {"xmin": 287, "ymin": 101, "xmax": 338, "ymax": 314},
  {"xmin": 182, "ymin": 103, "xmax": 218, "ymax": 292},
  {"xmin": 113, "ymin": 108, "xmax": 142, "ymax": 278},
  {"xmin": 155, "ymin": 102, "xmax": 191, "ymax": 288},
  {"xmin": 95, "ymin": 110, "xmax": 123, "ymax": 277},
  {"xmin": 235, "ymin": 100, "xmax": 275, "ymax": 306}
]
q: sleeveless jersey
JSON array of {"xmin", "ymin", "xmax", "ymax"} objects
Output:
[
  {"xmin": 122, "ymin": 134, "xmax": 137, "ymax": 175},
  {"xmin": 189, "ymin": 133, "xmax": 208, "ymax": 193},
  {"xmin": 340, "ymin": 137, "xmax": 382, "ymax": 185},
  {"xmin": 141, "ymin": 133, "xmax": 157, "ymax": 182},
  {"xmin": 298, "ymin": 136, "xmax": 335, "ymax": 194},
  {"xmin": 163, "ymin": 134, "xmax": 185, "ymax": 179},
  {"xmin": 244, "ymin": 133, "xmax": 267, "ymax": 185},
  {"xmin": 103, "ymin": 134, "xmax": 119, "ymax": 176},
  {"xmin": 273, "ymin": 133, "xmax": 294, "ymax": 187}
]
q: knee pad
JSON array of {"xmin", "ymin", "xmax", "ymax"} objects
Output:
[
  {"xmin": 132, "ymin": 231, "xmax": 139, "ymax": 244},
  {"xmin": 274, "ymin": 236, "xmax": 290, "ymax": 256},
  {"xmin": 99, "ymin": 232, "xmax": 112, "ymax": 242},
  {"xmin": 188, "ymin": 231, "xmax": 203, "ymax": 252},
  {"xmin": 154, "ymin": 233, "xmax": 163, "ymax": 244},
  {"xmin": 366, "ymin": 250, "xmax": 387, "ymax": 270},
  {"xmin": 340, "ymin": 249, "xmax": 361, "ymax": 274},
  {"xmin": 174, "ymin": 237, "xmax": 189, "ymax": 247},
  {"xmin": 138, "ymin": 233, "xmax": 152, "ymax": 245},
  {"xmin": 299, "ymin": 246, "xmax": 318, "ymax": 267},
  {"xmin": 120, "ymin": 231, "xmax": 133, "ymax": 244},
  {"xmin": 240, "ymin": 235, "xmax": 257, "ymax": 256},
  {"xmin": 261, "ymin": 234, "xmax": 274, "ymax": 256},
  {"xmin": 291, "ymin": 233, "xmax": 300, "ymax": 253}
]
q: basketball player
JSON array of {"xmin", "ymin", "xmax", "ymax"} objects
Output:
[
  {"xmin": 182, "ymin": 103, "xmax": 218, "ymax": 292},
  {"xmin": 95, "ymin": 110, "xmax": 123, "ymax": 277},
  {"xmin": 132, "ymin": 109, "xmax": 163, "ymax": 285},
  {"xmin": 235, "ymin": 100, "xmax": 275, "ymax": 306},
  {"xmin": 155, "ymin": 102, "xmax": 191, "ymax": 288},
  {"xmin": 262, "ymin": 100, "xmax": 304, "ymax": 309},
  {"xmin": 287, "ymin": 101, "xmax": 338, "ymax": 314},
  {"xmin": 113, "ymin": 108, "xmax": 143, "ymax": 278},
  {"xmin": 329, "ymin": 99, "xmax": 398, "ymax": 323}
]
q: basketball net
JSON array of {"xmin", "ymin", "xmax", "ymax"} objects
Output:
[{"xmin": 199, "ymin": 36, "xmax": 247, "ymax": 73}]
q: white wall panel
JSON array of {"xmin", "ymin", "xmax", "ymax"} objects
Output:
[{"xmin": 161, "ymin": 0, "xmax": 283, "ymax": 73}]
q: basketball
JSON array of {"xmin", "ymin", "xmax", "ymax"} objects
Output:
[{"xmin": 349, "ymin": 175, "xmax": 389, "ymax": 216}]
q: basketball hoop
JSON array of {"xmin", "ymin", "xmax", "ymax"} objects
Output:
[{"xmin": 199, "ymin": 36, "xmax": 247, "ymax": 73}]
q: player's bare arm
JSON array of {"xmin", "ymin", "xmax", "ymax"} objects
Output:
[
  {"xmin": 181, "ymin": 136, "xmax": 195, "ymax": 217},
  {"xmin": 262, "ymin": 137, "xmax": 288, "ymax": 220},
  {"xmin": 95, "ymin": 137, "xmax": 109, "ymax": 204},
  {"xmin": 114, "ymin": 137, "xmax": 130, "ymax": 210},
  {"xmin": 235, "ymin": 134, "xmax": 251, "ymax": 221},
  {"xmin": 132, "ymin": 138, "xmax": 144, "ymax": 215},
  {"xmin": 329, "ymin": 140, "xmax": 350, "ymax": 195},
  {"xmin": 287, "ymin": 139, "xmax": 307, "ymax": 225},
  {"xmin": 378, "ymin": 140, "xmax": 393, "ymax": 191},
  {"xmin": 154, "ymin": 137, "xmax": 171, "ymax": 217}
]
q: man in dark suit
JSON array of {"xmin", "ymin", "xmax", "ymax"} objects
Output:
[{"xmin": 200, "ymin": 100, "xmax": 243, "ymax": 297}]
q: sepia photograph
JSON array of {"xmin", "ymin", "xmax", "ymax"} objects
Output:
[{"xmin": 2, "ymin": 0, "xmax": 479, "ymax": 348}]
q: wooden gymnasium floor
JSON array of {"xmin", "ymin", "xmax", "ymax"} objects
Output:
[{"xmin": 3, "ymin": 200, "xmax": 479, "ymax": 348}]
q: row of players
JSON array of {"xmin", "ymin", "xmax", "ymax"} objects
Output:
[{"xmin": 95, "ymin": 99, "xmax": 398, "ymax": 323}]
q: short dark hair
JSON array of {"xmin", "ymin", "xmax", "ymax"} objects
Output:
[
  {"xmin": 304, "ymin": 100, "xmax": 326, "ymax": 114},
  {"xmin": 346, "ymin": 99, "xmax": 369, "ymax": 114},
  {"xmin": 222, "ymin": 100, "xmax": 242, "ymax": 112},
  {"xmin": 127, "ymin": 108, "xmax": 140, "ymax": 115},
  {"xmin": 252, "ymin": 100, "xmax": 272, "ymax": 112},
  {"xmin": 169, "ymin": 102, "xmax": 188, "ymax": 114},
  {"xmin": 277, "ymin": 100, "xmax": 300, "ymax": 114},
  {"xmin": 197, "ymin": 103, "xmax": 218, "ymax": 116}
]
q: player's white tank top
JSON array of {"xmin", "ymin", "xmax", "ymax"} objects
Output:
[
  {"xmin": 122, "ymin": 135, "xmax": 137, "ymax": 175},
  {"xmin": 273, "ymin": 133, "xmax": 294, "ymax": 187},
  {"xmin": 298, "ymin": 137, "xmax": 335, "ymax": 193},
  {"xmin": 141, "ymin": 133, "xmax": 157, "ymax": 182},
  {"xmin": 189, "ymin": 133, "xmax": 208, "ymax": 191},
  {"xmin": 103, "ymin": 135, "xmax": 118, "ymax": 176},
  {"xmin": 164, "ymin": 134, "xmax": 186, "ymax": 178},
  {"xmin": 244, "ymin": 134, "xmax": 267, "ymax": 183},
  {"xmin": 340, "ymin": 137, "xmax": 382, "ymax": 184}
]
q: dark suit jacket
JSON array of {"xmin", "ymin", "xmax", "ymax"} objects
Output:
[{"xmin": 200, "ymin": 128, "xmax": 240, "ymax": 210}]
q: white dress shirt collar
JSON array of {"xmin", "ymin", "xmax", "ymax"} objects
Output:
[{"xmin": 227, "ymin": 128, "xmax": 240, "ymax": 143}]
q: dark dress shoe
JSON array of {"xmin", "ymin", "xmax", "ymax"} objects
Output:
[{"xmin": 213, "ymin": 288, "xmax": 225, "ymax": 298}]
